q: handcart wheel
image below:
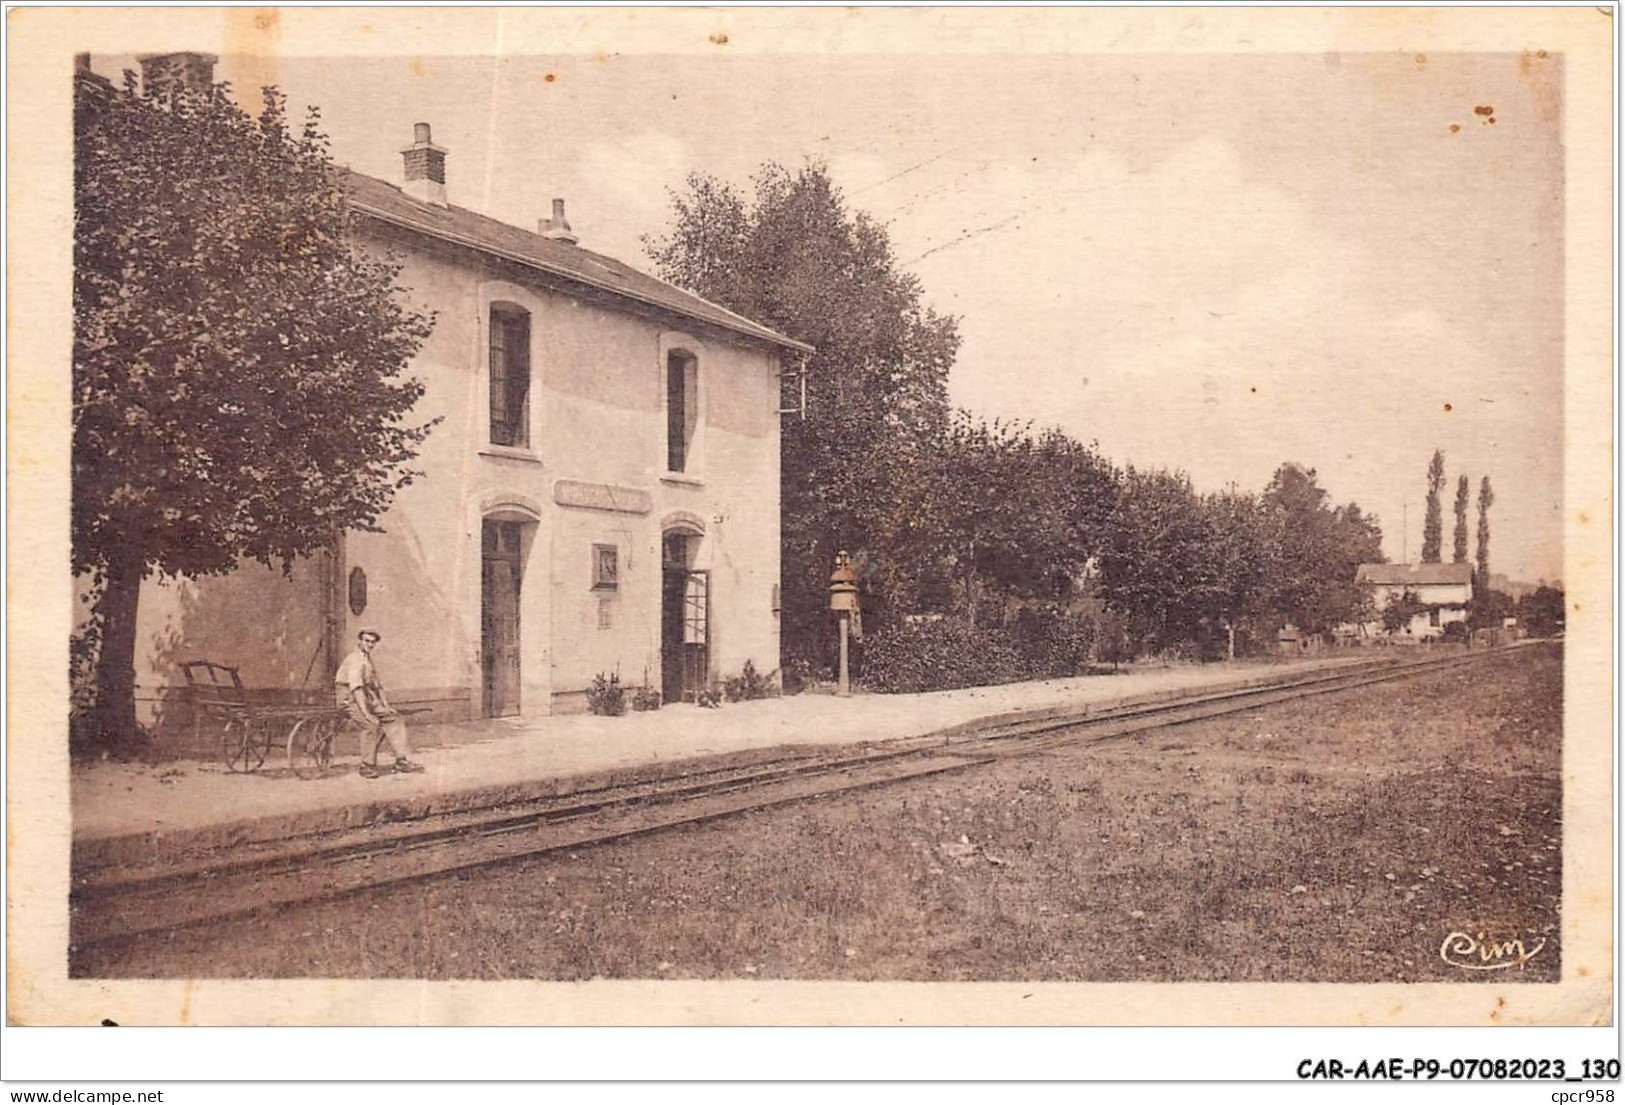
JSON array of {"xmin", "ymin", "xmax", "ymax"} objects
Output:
[
  {"xmin": 222, "ymin": 716, "xmax": 271, "ymax": 773},
  {"xmin": 248, "ymin": 716, "xmax": 274, "ymax": 770},
  {"xmin": 221, "ymin": 717, "xmax": 252, "ymax": 773},
  {"xmin": 287, "ymin": 714, "xmax": 335, "ymax": 780}
]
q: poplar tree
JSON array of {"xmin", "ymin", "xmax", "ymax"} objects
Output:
[
  {"xmin": 1475, "ymin": 475, "xmax": 1496, "ymax": 582},
  {"xmin": 1452, "ymin": 474, "xmax": 1471, "ymax": 563},
  {"xmin": 1421, "ymin": 450, "xmax": 1446, "ymax": 563}
]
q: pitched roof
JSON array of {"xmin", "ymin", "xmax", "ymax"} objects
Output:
[
  {"xmin": 343, "ymin": 170, "xmax": 812, "ymax": 355},
  {"xmin": 1356, "ymin": 562, "xmax": 1474, "ymax": 586}
]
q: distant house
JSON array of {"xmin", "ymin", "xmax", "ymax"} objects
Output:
[{"xmin": 1354, "ymin": 562, "xmax": 1474, "ymax": 638}]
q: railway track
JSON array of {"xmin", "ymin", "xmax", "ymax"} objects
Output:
[{"xmin": 70, "ymin": 644, "xmax": 1535, "ymax": 948}]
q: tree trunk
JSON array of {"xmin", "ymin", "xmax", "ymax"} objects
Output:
[
  {"xmin": 91, "ymin": 552, "xmax": 144, "ymax": 743},
  {"xmin": 964, "ymin": 538, "xmax": 977, "ymax": 630},
  {"xmin": 1227, "ymin": 619, "xmax": 1236, "ymax": 661}
]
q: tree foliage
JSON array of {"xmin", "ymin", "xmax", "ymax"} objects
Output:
[
  {"xmin": 1421, "ymin": 449, "xmax": 1446, "ymax": 563},
  {"xmin": 926, "ymin": 416, "xmax": 1115, "ymax": 626},
  {"xmin": 1261, "ymin": 463, "xmax": 1385, "ymax": 634},
  {"xmin": 1475, "ymin": 475, "xmax": 1496, "ymax": 582},
  {"xmin": 1094, "ymin": 467, "xmax": 1221, "ymax": 651},
  {"xmin": 1452, "ymin": 473, "xmax": 1471, "ymax": 564},
  {"xmin": 1517, "ymin": 584, "xmax": 1564, "ymax": 637},
  {"xmin": 1201, "ymin": 488, "xmax": 1280, "ymax": 655},
  {"xmin": 1469, "ymin": 587, "xmax": 1515, "ymax": 631},
  {"xmin": 1381, "ymin": 588, "xmax": 1428, "ymax": 634},
  {"xmin": 74, "ymin": 70, "xmax": 437, "ymax": 740}
]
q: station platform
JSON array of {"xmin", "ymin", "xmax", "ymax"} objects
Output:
[{"xmin": 72, "ymin": 651, "xmax": 1405, "ymax": 871}]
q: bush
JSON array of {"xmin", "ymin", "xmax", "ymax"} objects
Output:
[
  {"xmin": 1381, "ymin": 589, "xmax": 1428, "ymax": 634},
  {"xmin": 631, "ymin": 684, "xmax": 662, "ymax": 711},
  {"xmin": 695, "ymin": 686, "xmax": 724, "ymax": 708},
  {"xmin": 586, "ymin": 671, "xmax": 626, "ymax": 716},
  {"xmin": 1441, "ymin": 621, "xmax": 1469, "ymax": 642},
  {"xmin": 781, "ymin": 655, "xmax": 820, "ymax": 695},
  {"xmin": 1094, "ymin": 609, "xmax": 1138, "ymax": 667},
  {"xmin": 1160, "ymin": 637, "xmax": 1207, "ymax": 663},
  {"xmin": 723, "ymin": 659, "xmax": 778, "ymax": 702},
  {"xmin": 860, "ymin": 617, "xmax": 1027, "ymax": 694}
]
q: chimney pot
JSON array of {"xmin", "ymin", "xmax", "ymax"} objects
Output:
[
  {"xmin": 400, "ymin": 122, "xmax": 448, "ymax": 207},
  {"xmin": 540, "ymin": 197, "xmax": 578, "ymax": 245},
  {"xmin": 136, "ymin": 51, "xmax": 218, "ymax": 98}
]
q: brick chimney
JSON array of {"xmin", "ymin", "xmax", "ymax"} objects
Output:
[
  {"xmin": 400, "ymin": 122, "xmax": 448, "ymax": 207},
  {"xmin": 136, "ymin": 52, "xmax": 217, "ymax": 98},
  {"xmin": 539, "ymin": 198, "xmax": 577, "ymax": 245}
]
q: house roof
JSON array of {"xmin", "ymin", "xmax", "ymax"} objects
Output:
[
  {"xmin": 344, "ymin": 170, "xmax": 813, "ymax": 355},
  {"xmin": 1356, "ymin": 562, "xmax": 1474, "ymax": 586}
]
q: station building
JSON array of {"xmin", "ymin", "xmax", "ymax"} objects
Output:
[{"xmin": 105, "ymin": 53, "xmax": 808, "ymax": 733}]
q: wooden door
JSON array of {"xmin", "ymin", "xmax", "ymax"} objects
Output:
[
  {"xmin": 481, "ymin": 520, "xmax": 523, "ymax": 717},
  {"xmin": 661, "ymin": 536, "xmax": 709, "ymax": 704},
  {"xmin": 661, "ymin": 567, "xmax": 685, "ymax": 703}
]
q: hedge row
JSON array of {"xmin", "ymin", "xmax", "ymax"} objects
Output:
[{"xmin": 860, "ymin": 610, "xmax": 1098, "ymax": 694}]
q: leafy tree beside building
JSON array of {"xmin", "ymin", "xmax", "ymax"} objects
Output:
[
  {"xmin": 646, "ymin": 163, "xmax": 963, "ymax": 660},
  {"xmin": 1381, "ymin": 588, "xmax": 1429, "ymax": 634},
  {"xmin": 73, "ymin": 60, "xmax": 436, "ymax": 745},
  {"xmin": 1262, "ymin": 463, "xmax": 1385, "ymax": 635}
]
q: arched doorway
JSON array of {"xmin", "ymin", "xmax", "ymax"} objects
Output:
[{"xmin": 660, "ymin": 526, "xmax": 707, "ymax": 704}]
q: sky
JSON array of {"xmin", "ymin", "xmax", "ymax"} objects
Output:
[{"xmin": 98, "ymin": 49, "xmax": 1565, "ymax": 583}]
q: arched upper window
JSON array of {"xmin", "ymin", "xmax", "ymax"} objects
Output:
[
  {"xmin": 666, "ymin": 348, "xmax": 698, "ymax": 473},
  {"xmin": 489, "ymin": 304, "xmax": 531, "ymax": 448}
]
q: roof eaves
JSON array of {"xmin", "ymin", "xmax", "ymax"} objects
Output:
[
  {"xmin": 349, "ymin": 199, "xmax": 815, "ymax": 355},
  {"xmin": 1356, "ymin": 563, "xmax": 1473, "ymax": 584}
]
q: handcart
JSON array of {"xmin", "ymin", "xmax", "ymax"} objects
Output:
[
  {"xmin": 181, "ymin": 660, "xmax": 309, "ymax": 773},
  {"xmin": 181, "ymin": 660, "xmax": 374, "ymax": 779}
]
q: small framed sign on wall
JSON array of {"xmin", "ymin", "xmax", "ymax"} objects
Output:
[
  {"xmin": 591, "ymin": 544, "xmax": 618, "ymax": 591},
  {"xmin": 348, "ymin": 566, "xmax": 367, "ymax": 615}
]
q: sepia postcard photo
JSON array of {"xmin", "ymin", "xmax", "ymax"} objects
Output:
[{"xmin": 5, "ymin": 5, "xmax": 1615, "ymax": 1037}]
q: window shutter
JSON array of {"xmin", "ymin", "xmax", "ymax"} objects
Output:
[{"xmin": 510, "ymin": 314, "xmax": 531, "ymax": 447}]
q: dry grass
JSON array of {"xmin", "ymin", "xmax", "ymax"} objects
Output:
[{"xmin": 80, "ymin": 645, "xmax": 1562, "ymax": 982}]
